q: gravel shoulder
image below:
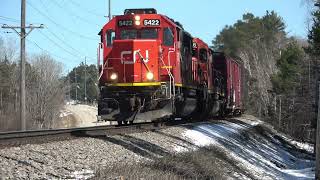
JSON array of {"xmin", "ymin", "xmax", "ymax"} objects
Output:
[{"xmin": 0, "ymin": 115, "xmax": 314, "ymax": 179}]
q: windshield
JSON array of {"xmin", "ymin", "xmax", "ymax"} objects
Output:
[
  {"xmin": 120, "ymin": 28, "xmax": 158, "ymax": 40},
  {"xmin": 141, "ymin": 29, "xmax": 158, "ymax": 39},
  {"xmin": 120, "ymin": 29, "xmax": 137, "ymax": 40}
]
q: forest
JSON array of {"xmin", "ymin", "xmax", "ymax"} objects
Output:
[
  {"xmin": 213, "ymin": 10, "xmax": 315, "ymax": 142},
  {"xmin": 0, "ymin": 8, "xmax": 318, "ymax": 145}
]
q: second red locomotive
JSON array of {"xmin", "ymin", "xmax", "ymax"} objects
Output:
[{"xmin": 97, "ymin": 8, "xmax": 242, "ymax": 124}]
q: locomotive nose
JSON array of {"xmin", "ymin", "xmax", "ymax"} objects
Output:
[{"xmin": 108, "ymin": 39, "xmax": 160, "ymax": 83}]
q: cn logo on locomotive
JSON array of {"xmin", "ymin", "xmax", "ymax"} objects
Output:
[{"xmin": 120, "ymin": 50, "xmax": 150, "ymax": 64}]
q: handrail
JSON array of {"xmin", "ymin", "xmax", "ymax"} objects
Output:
[
  {"xmin": 136, "ymin": 50, "xmax": 152, "ymax": 72},
  {"xmin": 160, "ymin": 56, "xmax": 175, "ymax": 100},
  {"xmin": 97, "ymin": 43, "xmax": 104, "ymax": 80},
  {"xmin": 97, "ymin": 43, "xmax": 103, "ymax": 69},
  {"xmin": 99, "ymin": 58, "xmax": 124, "ymax": 81}
]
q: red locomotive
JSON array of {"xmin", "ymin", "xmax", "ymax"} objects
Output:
[{"xmin": 97, "ymin": 8, "xmax": 242, "ymax": 124}]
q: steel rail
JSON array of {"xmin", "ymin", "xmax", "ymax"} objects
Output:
[{"xmin": 0, "ymin": 119, "xmax": 188, "ymax": 148}]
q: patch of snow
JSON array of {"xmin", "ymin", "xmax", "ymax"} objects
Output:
[
  {"xmin": 66, "ymin": 100, "xmax": 77, "ymax": 105},
  {"xmin": 180, "ymin": 120, "xmax": 315, "ymax": 180},
  {"xmin": 262, "ymin": 123, "xmax": 314, "ymax": 154},
  {"xmin": 59, "ymin": 110, "xmax": 73, "ymax": 118},
  {"xmin": 234, "ymin": 115, "xmax": 263, "ymax": 126},
  {"xmin": 184, "ymin": 128, "xmax": 218, "ymax": 146},
  {"xmin": 288, "ymin": 139, "xmax": 314, "ymax": 154},
  {"xmin": 69, "ymin": 169, "xmax": 95, "ymax": 179},
  {"xmin": 282, "ymin": 168, "xmax": 315, "ymax": 179},
  {"xmin": 173, "ymin": 145, "xmax": 189, "ymax": 153},
  {"xmin": 63, "ymin": 104, "xmax": 110, "ymax": 127}
]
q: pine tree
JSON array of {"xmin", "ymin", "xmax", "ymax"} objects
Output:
[
  {"xmin": 308, "ymin": 1, "xmax": 320, "ymax": 177},
  {"xmin": 308, "ymin": 1, "xmax": 320, "ymax": 57},
  {"xmin": 67, "ymin": 63, "xmax": 98, "ymax": 103},
  {"xmin": 271, "ymin": 42, "xmax": 303, "ymax": 94}
]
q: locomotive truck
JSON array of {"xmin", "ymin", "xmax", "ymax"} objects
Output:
[{"xmin": 97, "ymin": 8, "xmax": 242, "ymax": 125}]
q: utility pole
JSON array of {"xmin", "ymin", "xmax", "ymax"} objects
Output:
[
  {"xmin": 1, "ymin": 0, "xmax": 43, "ymax": 131},
  {"xmin": 274, "ymin": 95, "xmax": 277, "ymax": 114},
  {"xmin": 0, "ymin": 88, "xmax": 2, "ymax": 109},
  {"xmin": 309, "ymin": 57, "xmax": 311, "ymax": 90},
  {"xmin": 316, "ymin": 83, "xmax": 320, "ymax": 179},
  {"xmin": 84, "ymin": 57, "xmax": 87, "ymax": 104},
  {"xmin": 278, "ymin": 96, "xmax": 282, "ymax": 130},
  {"xmin": 67, "ymin": 70, "xmax": 70, "ymax": 102},
  {"xmin": 108, "ymin": 0, "xmax": 111, "ymax": 21},
  {"xmin": 75, "ymin": 69, "xmax": 78, "ymax": 104}
]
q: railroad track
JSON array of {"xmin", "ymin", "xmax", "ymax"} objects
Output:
[{"xmin": 0, "ymin": 118, "xmax": 194, "ymax": 149}]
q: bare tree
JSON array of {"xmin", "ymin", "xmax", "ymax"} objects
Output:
[
  {"xmin": 0, "ymin": 37, "xmax": 20, "ymax": 131},
  {"xmin": 0, "ymin": 36, "xmax": 66, "ymax": 131},
  {"xmin": 27, "ymin": 53, "xmax": 64, "ymax": 129}
]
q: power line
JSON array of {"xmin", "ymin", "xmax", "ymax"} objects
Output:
[
  {"xmin": 33, "ymin": 30, "xmax": 96, "ymax": 63},
  {"xmin": 42, "ymin": 27, "xmax": 97, "ymax": 62},
  {"xmin": 39, "ymin": 0, "xmax": 52, "ymax": 17},
  {"xmin": 26, "ymin": 1, "xmax": 99, "ymax": 41},
  {"xmin": 0, "ymin": 16, "xmax": 21, "ymax": 23},
  {"xmin": 50, "ymin": 0, "xmax": 100, "ymax": 27},
  {"xmin": 45, "ymin": 27, "xmax": 84, "ymax": 56},
  {"xmin": 27, "ymin": 38, "xmax": 77, "ymax": 62},
  {"xmin": 38, "ymin": 30, "xmax": 83, "ymax": 59},
  {"xmin": 1, "ymin": 11, "xmax": 97, "ymax": 62},
  {"xmin": 0, "ymin": 15, "xmax": 40, "ymax": 24},
  {"xmin": 68, "ymin": 0, "xmax": 105, "ymax": 17}
]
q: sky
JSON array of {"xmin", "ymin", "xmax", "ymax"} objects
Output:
[{"xmin": 0, "ymin": 0, "xmax": 310, "ymax": 72}]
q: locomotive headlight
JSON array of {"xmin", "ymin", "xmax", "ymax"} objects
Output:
[
  {"xmin": 135, "ymin": 15, "xmax": 140, "ymax": 21},
  {"xmin": 135, "ymin": 20, "xmax": 141, "ymax": 26},
  {"xmin": 146, "ymin": 72, "xmax": 154, "ymax": 80},
  {"xmin": 110, "ymin": 73, "xmax": 118, "ymax": 80}
]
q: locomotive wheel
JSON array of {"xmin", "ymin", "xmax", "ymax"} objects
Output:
[
  {"xmin": 129, "ymin": 121, "xmax": 134, "ymax": 124},
  {"xmin": 117, "ymin": 121, "xmax": 122, "ymax": 125},
  {"xmin": 218, "ymin": 107, "xmax": 225, "ymax": 118},
  {"xmin": 123, "ymin": 121, "xmax": 128, "ymax": 125}
]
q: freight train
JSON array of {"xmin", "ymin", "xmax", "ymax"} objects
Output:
[{"xmin": 97, "ymin": 8, "xmax": 242, "ymax": 125}]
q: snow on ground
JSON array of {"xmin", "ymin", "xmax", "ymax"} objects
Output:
[
  {"xmin": 58, "ymin": 104, "xmax": 110, "ymax": 128},
  {"xmin": 59, "ymin": 109, "xmax": 73, "ymax": 118},
  {"xmin": 0, "ymin": 115, "xmax": 315, "ymax": 179},
  {"xmin": 64, "ymin": 104, "xmax": 99, "ymax": 127},
  {"xmin": 181, "ymin": 117, "xmax": 315, "ymax": 179}
]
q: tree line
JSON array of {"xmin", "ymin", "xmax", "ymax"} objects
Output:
[
  {"xmin": 0, "ymin": 37, "xmax": 98, "ymax": 131},
  {"xmin": 213, "ymin": 10, "xmax": 315, "ymax": 142},
  {"xmin": 65, "ymin": 63, "xmax": 98, "ymax": 104},
  {"xmin": 0, "ymin": 37, "xmax": 65, "ymax": 131}
]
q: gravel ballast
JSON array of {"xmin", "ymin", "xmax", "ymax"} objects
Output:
[
  {"xmin": 0, "ymin": 115, "xmax": 314, "ymax": 179},
  {"xmin": 0, "ymin": 125, "xmax": 195, "ymax": 179}
]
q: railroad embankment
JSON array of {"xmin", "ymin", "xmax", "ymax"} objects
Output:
[{"xmin": 0, "ymin": 115, "xmax": 314, "ymax": 179}]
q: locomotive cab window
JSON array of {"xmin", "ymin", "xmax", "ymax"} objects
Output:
[
  {"xmin": 192, "ymin": 47, "xmax": 198, "ymax": 57},
  {"xmin": 106, "ymin": 30, "xmax": 115, "ymax": 47},
  {"xmin": 163, "ymin": 27, "xmax": 174, "ymax": 46},
  {"xmin": 199, "ymin": 48, "xmax": 208, "ymax": 62},
  {"xmin": 141, "ymin": 28, "xmax": 158, "ymax": 39},
  {"xmin": 120, "ymin": 29, "xmax": 137, "ymax": 39}
]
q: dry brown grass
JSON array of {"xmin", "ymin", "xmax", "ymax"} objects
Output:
[
  {"xmin": 94, "ymin": 146, "xmax": 250, "ymax": 180},
  {"xmin": 0, "ymin": 113, "xmax": 20, "ymax": 132}
]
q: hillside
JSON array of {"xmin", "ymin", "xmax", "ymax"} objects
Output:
[{"xmin": 0, "ymin": 115, "xmax": 314, "ymax": 179}]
